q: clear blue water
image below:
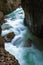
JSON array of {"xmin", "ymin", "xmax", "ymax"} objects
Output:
[{"xmin": 5, "ymin": 43, "xmax": 43, "ymax": 65}]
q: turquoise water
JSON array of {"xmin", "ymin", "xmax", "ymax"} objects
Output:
[{"xmin": 5, "ymin": 43, "xmax": 43, "ymax": 65}]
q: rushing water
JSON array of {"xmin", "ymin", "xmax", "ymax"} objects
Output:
[
  {"xmin": 5, "ymin": 43, "xmax": 43, "ymax": 65},
  {"xmin": 2, "ymin": 18, "xmax": 43, "ymax": 65},
  {"xmin": 2, "ymin": 5, "xmax": 43, "ymax": 65}
]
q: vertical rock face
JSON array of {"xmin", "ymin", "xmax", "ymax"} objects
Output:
[
  {"xmin": 21, "ymin": 0, "xmax": 43, "ymax": 38},
  {"xmin": 30, "ymin": 0, "xmax": 43, "ymax": 38}
]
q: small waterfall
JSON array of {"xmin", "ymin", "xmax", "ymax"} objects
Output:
[{"xmin": 5, "ymin": 24, "xmax": 43, "ymax": 65}]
